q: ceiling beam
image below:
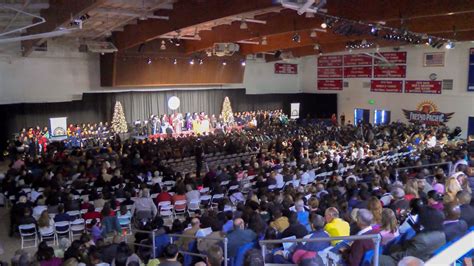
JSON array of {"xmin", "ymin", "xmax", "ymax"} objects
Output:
[
  {"xmin": 324, "ymin": 0, "xmax": 474, "ymax": 23},
  {"xmin": 112, "ymin": 0, "xmax": 277, "ymax": 51},
  {"xmin": 21, "ymin": 0, "xmax": 108, "ymax": 56},
  {"xmin": 0, "ymin": 3, "xmax": 50, "ymax": 10}
]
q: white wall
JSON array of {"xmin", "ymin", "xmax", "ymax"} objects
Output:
[
  {"xmin": 243, "ymin": 58, "xmax": 303, "ymax": 94},
  {"xmin": 0, "ymin": 40, "xmax": 101, "ymax": 104},
  {"xmin": 300, "ymin": 42, "xmax": 474, "ymax": 135}
]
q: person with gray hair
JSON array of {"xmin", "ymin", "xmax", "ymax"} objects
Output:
[
  {"xmin": 343, "ymin": 209, "xmax": 381, "ymax": 266},
  {"xmin": 131, "ymin": 188, "xmax": 157, "ymax": 218},
  {"xmin": 397, "ymin": 256, "xmax": 425, "ymax": 266}
]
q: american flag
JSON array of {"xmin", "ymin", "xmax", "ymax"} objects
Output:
[{"xmin": 424, "ymin": 53, "xmax": 444, "ymax": 66}]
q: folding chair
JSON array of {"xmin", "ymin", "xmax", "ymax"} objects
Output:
[
  {"xmin": 173, "ymin": 200, "xmax": 187, "ymax": 217},
  {"xmin": 39, "ymin": 226, "xmax": 57, "ymax": 246},
  {"xmin": 187, "ymin": 199, "xmax": 201, "ymax": 216},
  {"xmin": 70, "ymin": 219, "xmax": 86, "ymax": 239},
  {"xmin": 118, "ymin": 214, "xmax": 132, "ymax": 235},
  {"xmin": 54, "ymin": 221, "xmax": 71, "ymax": 241},
  {"xmin": 19, "ymin": 224, "xmax": 38, "ymax": 249}
]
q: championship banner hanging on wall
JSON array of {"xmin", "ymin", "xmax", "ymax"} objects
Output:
[
  {"xmin": 405, "ymin": 80, "xmax": 442, "ymax": 94},
  {"xmin": 468, "ymin": 48, "xmax": 474, "ymax": 91},
  {"xmin": 402, "ymin": 101, "xmax": 454, "ymax": 125}
]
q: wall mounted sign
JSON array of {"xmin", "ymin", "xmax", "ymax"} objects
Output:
[
  {"xmin": 468, "ymin": 48, "xmax": 474, "ymax": 91},
  {"xmin": 423, "ymin": 52, "xmax": 445, "ymax": 67},
  {"xmin": 373, "ymin": 65, "xmax": 406, "ymax": 78},
  {"xmin": 344, "ymin": 66, "xmax": 372, "ymax": 78},
  {"xmin": 318, "ymin": 67, "xmax": 343, "ymax": 78},
  {"xmin": 274, "ymin": 63, "xmax": 298, "ymax": 74},
  {"xmin": 317, "ymin": 79, "xmax": 343, "ymax": 90},
  {"xmin": 374, "ymin": 52, "xmax": 407, "ymax": 64},
  {"xmin": 405, "ymin": 80, "xmax": 442, "ymax": 94},
  {"xmin": 370, "ymin": 80, "xmax": 403, "ymax": 93},
  {"xmin": 317, "ymin": 55, "xmax": 343, "ymax": 67},
  {"xmin": 403, "ymin": 101, "xmax": 454, "ymax": 125},
  {"xmin": 343, "ymin": 54, "xmax": 373, "ymax": 66}
]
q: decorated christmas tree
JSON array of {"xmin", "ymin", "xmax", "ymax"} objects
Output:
[
  {"xmin": 111, "ymin": 101, "xmax": 128, "ymax": 133},
  {"xmin": 221, "ymin": 96, "xmax": 234, "ymax": 124}
]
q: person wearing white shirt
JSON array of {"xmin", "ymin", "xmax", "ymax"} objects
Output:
[
  {"xmin": 300, "ymin": 169, "xmax": 310, "ymax": 186},
  {"xmin": 426, "ymin": 134, "xmax": 437, "ymax": 148},
  {"xmin": 274, "ymin": 171, "xmax": 284, "ymax": 189}
]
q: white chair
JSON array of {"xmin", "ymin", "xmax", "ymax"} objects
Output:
[
  {"xmin": 66, "ymin": 210, "xmax": 81, "ymax": 220},
  {"xmin": 200, "ymin": 195, "xmax": 212, "ymax": 206},
  {"xmin": 54, "ymin": 221, "xmax": 71, "ymax": 241},
  {"xmin": 159, "ymin": 205, "xmax": 174, "ymax": 220},
  {"xmin": 187, "ymin": 199, "xmax": 200, "ymax": 215},
  {"xmin": 228, "ymin": 185, "xmax": 239, "ymax": 191},
  {"xmin": 19, "ymin": 224, "xmax": 38, "ymax": 249},
  {"xmin": 220, "ymin": 180, "xmax": 230, "ymax": 186},
  {"xmin": 70, "ymin": 219, "xmax": 86, "ymax": 239},
  {"xmin": 173, "ymin": 200, "xmax": 187, "ymax": 217},
  {"xmin": 199, "ymin": 187, "xmax": 210, "ymax": 194},
  {"xmin": 158, "ymin": 201, "xmax": 171, "ymax": 210},
  {"xmin": 211, "ymin": 194, "xmax": 224, "ymax": 206}
]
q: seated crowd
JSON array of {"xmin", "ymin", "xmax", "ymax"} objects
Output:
[{"xmin": 1, "ymin": 119, "xmax": 474, "ymax": 266}]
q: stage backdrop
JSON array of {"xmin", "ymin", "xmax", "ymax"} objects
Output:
[{"xmin": 0, "ymin": 89, "xmax": 337, "ymax": 150}]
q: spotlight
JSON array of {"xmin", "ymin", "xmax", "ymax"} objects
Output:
[
  {"xmin": 292, "ymin": 33, "xmax": 301, "ymax": 43},
  {"xmin": 445, "ymin": 41, "xmax": 455, "ymax": 49},
  {"xmin": 160, "ymin": 40, "xmax": 166, "ymax": 50},
  {"xmin": 173, "ymin": 58, "xmax": 177, "ymax": 65},
  {"xmin": 199, "ymin": 59, "xmax": 203, "ymax": 65},
  {"xmin": 222, "ymin": 61, "xmax": 227, "ymax": 66},
  {"xmin": 147, "ymin": 58, "xmax": 152, "ymax": 64},
  {"xmin": 241, "ymin": 60, "xmax": 246, "ymax": 66},
  {"xmin": 320, "ymin": 22, "xmax": 327, "ymax": 29},
  {"xmin": 189, "ymin": 59, "xmax": 195, "ymax": 65},
  {"xmin": 170, "ymin": 38, "xmax": 181, "ymax": 47},
  {"xmin": 261, "ymin": 37, "xmax": 268, "ymax": 45},
  {"xmin": 427, "ymin": 37, "xmax": 433, "ymax": 45},
  {"xmin": 370, "ymin": 26, "xmax": 378, "ymax": 36},
  {"xmin": 313, "ymin": 43, "xmax": 320, "ymax": 50},
  {"xmin": 310, "ymin": 30, "xmax": 317, "ymax": 38},
  {"xmin": 240, "ymin": 19, "xmax": 248, "ymax": 30}
]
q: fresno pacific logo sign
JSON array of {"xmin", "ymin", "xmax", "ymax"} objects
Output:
[{"xmin": 403, "ymin": 101, "xmax": 454, "ymax": 125}]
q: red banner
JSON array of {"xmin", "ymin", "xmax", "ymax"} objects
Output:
[
  {"xmin": 317, "ymin": 80, "xmax": 343, "ymax": 90},
  {"xmin": 343, "ymin": 66, "xmax": 372, "ymax": 78},
  {"xmin": 274, "ymin": 63, "xmax": 298, "ymax": 74},
  {"xmin": 405, "ymin": 80, "xmax": 442, "ymax": 94},
  {"xmin": 318, "ymin": 67, "xmax": 343, "ymax": 78},
  {"xmin": 343, "ymin": 54, "xmax": 373, "ymax": 66},
  {"xmin": 373, "ymin": 65, "xmax": 406, "ymax": 78},
  {"xmin": 375, "ymin": 52, "xmax": 407, "ymax": 64},
  {"xmin": 318, "ymin": 55, "xmax": 343, "ymax": 67},
  {"xmin": 371, "ymin": 80, "xmax": 403, "ymax": 93}
]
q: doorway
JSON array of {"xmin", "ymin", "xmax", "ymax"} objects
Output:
[
  {"xmin": 374, "ymin": 110, "xmax": 391, "ymax": 125},
  {"xmin": 468, "ymin": 117, "xmax": 474, "ymax": 138},
  {"xmin": 354, "ymin": 108, "xmax": 370, "ymax": 125}
]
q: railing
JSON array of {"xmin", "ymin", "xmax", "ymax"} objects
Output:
[
  {"xmin": 259, "ymin": 234, "xmax": 382, "ymax": 266},
  {"xmin": 395, "ymin": 161, "xmax": 453, "ymax": 181},
  {"xmin": 425, "ymin": 228, "xmax": 474, "ymax": 266},
  {"xmin": 168, "ymin": 233, "xmax": 229, "ymax": 266}
]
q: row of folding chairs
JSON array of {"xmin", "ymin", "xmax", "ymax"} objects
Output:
[{"xmin": 18, "ymin": 219, "xmax": 85, "ymax": 249}]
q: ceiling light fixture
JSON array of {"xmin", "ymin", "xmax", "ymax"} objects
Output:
[
  {"xmin": 147, "ymin": 58, "xmax": 152, "ymax": 64},
  {"xmin": 173, "ymin": 58, "xmax": 177, "ymax": 65},
  {"xmin": 445, "ymin": 41, "xmax": 455, "ymax": 49},
  {"xmin": 261, "ymin": 36, "xmax": 268, "ymax": 45},
  {"xmin": 222, "ymin": 61, "xmax": 227, "ymax": 66},
  {"xmin": 240, "ymin": 19, "xmax": 248, "ymax": 30},
  {"xmin": 160, "ymin": 40, "xmax": 166, "ymax": 50},
  {"xmin": 320, "ymin": 22, "xmax": 327, "ymax": 29},
  {"xmin": 189, "ymin": 59, "xmax": 194, "ymax": 65},
  {"xmin": 292, "ymin": 33, "xmax": 301, "ymax": 43},
  {"xmin": 310, "ymin": 30, "xmax": 317, "ymax": 38},
  {"xmin": 241, "ymin": 60, "xmax": 246, "ymax": 66},
  {"xmin": 199, "ymin": 59, "xmax": 203, "ymax": 65}
]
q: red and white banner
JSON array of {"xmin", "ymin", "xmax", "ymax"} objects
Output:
[
  {"xmin": 374, "ymin": 52, "xmax": 407, "ymax": 64},
  {"xmin": 317, "ymin": 79, "xmax": 343, "ymax": 90},
  {"xmin": 343, "ymin": 54, "xmax": 373, "ymax": 66},
  {"xmin": 274, "ymin": 63, "xmax": 298, "ymax": 74},
  {"xmin": 373, "ymin": 65, "xmax": 406, "ymax": 78},
  {"xmin": 317, "ymin": 55, "xmax": 343, "ymax": 67},
  {"xmin": 371, "ymin": 80, "xmax": 403, "ymax": 93},
  {"xmin": 318, "ymin": 67, "xmax": 343, "ymax": 78},
  {"xmin": 405, "ymin": 80, "xmax": 442, "ymax": 94},
  {"xmin": 343, "ymin": 66, "xmax": 372, "ymax": 78}
]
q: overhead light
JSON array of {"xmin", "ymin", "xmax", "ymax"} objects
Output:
[
  {"xmin": 310, "ymin": 30, "xmax": 317, "ymax": 38},
  {"xmin": 173, "ymin": 58, "xmax": 177, "ymax": 65},
  {"xmin": 370, "ymin": 26, "xmax": 378, "ymax": 36},
  {"xmin": 241, "ymin": 60, "xmax": 246, "ymax": 66},
  {"xmin": 313, "ymin": 43, "xmax": 320, "ymax": 50},
  {"xmin": 160, "ymin": 40, "xmax": 166, "ymax": 50},
  {"xmin": 292, "ymin": 33, "xmax": 301, "ymax": 43},
  {"xmin": 222, "ymin": 61, "xmax": 227, "ymax": 66},
  {"xmin": 261, "ymin": 36, "xmax": 268, "ymax": 45},
  {"xmin": 189, "ymin": 59, "xmax": 195, "ymax": 65},
  {"xmin": 147, "ymin": 58, "xmax": 152, "ymax": 64},
  {"xmin": 240, "ymin": 19, "xmax": 248, "ymax": 30},
  {"xmin": 320, "ymin": 22, "xmax": 327, "ymax": 29},
  {"xmin": 305, "ymin": 12, "xmax": 315, "ymax": 18},
  {"xmin": 445, "ymin": 41, "xmax": 455, "ymax": 49}
]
